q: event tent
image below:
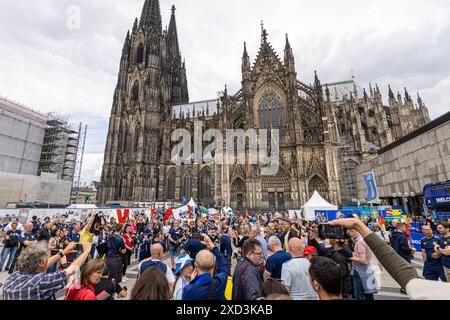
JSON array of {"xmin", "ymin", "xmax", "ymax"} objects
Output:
[{"xmin": 301, "ymin": 191, "xmax": 337, "ymax": 221}]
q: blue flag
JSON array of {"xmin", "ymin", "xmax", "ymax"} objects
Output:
[{"xmin": 363, "ymin": 172, "xmax": 378, "ymax": 202}]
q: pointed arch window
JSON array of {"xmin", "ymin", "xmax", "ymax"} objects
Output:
[
  {"xmin": 167, "ymin": 171, "xmax": 176, "ymax": 200},
  {"xmin": 308, "ymin": 176, "xmax": 327, "ymax": 197},
  {"xmin": 132, "ymin": 81, "xmax": 140, "ymax": 102},
  {"xmin": 121, "ymin": 123, "xmax": 128, "ymax": 153},
  {"xmin": 133, "ymin": 125, "xmax": 140, "ymax": 153},
  {"xmin": 258, "ymin": 87, "xmax": 283, "ymax": 128},
  {"xmin": 183, "ymin": 172, "xmax": 193, "ymax": 199},
  {"xmin": 199, "ymin": 168, "xmax": 212, "ymax": 204},
  {"xmin": 137, "ymin": 43, "xmax": 144, "ymax": 64}
]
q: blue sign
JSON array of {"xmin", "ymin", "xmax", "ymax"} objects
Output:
[
  {"xmin": 363, "ymin": 172, "xmax": 379, "ymax": 202},
  {"xmin": 410, "ymin": 232, "xmax": 424, "ymax": 253}
]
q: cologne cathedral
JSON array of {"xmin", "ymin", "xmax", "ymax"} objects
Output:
[{"xmin": 98, "ymin": 0, "xmax": 431, "ymax": 209}]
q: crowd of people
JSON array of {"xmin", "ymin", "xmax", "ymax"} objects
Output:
[{"xmin": 0, "ymin": 210, "xmax": 449, "ymax": 300}]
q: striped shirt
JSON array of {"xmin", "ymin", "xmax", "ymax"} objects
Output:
[{"xmin": 2, "ymin": 271, "xmax": 67, "ymax": 300}]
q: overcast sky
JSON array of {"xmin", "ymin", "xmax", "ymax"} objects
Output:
[{"xmin": 0, "ymin": 0, "xmax": 449, "ymax": 184}]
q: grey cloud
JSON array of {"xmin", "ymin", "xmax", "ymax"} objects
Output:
[{"xmin": 1, "ymin": 0, "xmax": 449, "ymax": 183}]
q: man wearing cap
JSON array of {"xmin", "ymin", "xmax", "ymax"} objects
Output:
[
  {"xmin": 303, "ymin": 246, "xmax": 318, "ymax": 260},
  {"xmin": 173, "ymin": 254, "xmax": 194, "ymax": 300}
]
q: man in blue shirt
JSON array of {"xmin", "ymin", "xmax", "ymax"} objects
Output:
[
  {"xmin": 8, "ymin": 222, "xmax": 36, "ymax": 274},
  {"xmin": 435, "ymin": 222, "xmax": 450, "ymax": 282},
  {"xmin": 219, "ymin": 227, "xmax": 232, "ymax": 269},
  {"xmin": 106, "ymin": 224, "xmax": 126, "ymax": 283},
  {"xmin": 391, "ymin": 222, "xmax": 415, "ymax": 263},
  {"xmin": 0, "ymin": 222, "xmax": 22, "ymax": 272},
  {"xmin": 420, "ymin": 225, "xmax": 446, "ymax": 281},
  {"xmin": 182, "ymin": 234, "xmax": 229, "ymax": 300},
  {"xmin": 264, "ymin": 235, "xmax": 291, "ymax": 279},
  {"xmin": 169, "ymin": 221, "xmax": 184, "ymax": 271}
]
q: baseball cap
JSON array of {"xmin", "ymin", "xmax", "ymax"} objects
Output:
[
  {"xmin": 304, "ymin": 246, "xmax": 317, "ymax": 256},
  {"xmin": 175, "ymin": 254, "xmax": 194, "ymax": 275}
]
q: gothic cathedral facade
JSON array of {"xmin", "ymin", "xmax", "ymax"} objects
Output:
[{"xmin": 98, "ymin": 0, "xmax": 431, "ymax": 209}]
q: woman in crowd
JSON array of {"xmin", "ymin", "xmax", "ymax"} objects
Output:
[
  {"xmin": 131, "ymin": 269, "xmax": 172, "ymax": 300},
  {"xmin": 47, "ymin": 229, "xmax": 61, "ymax": 273},
  {"xmin": 172, "ymin": 254, "xmax": 194, "ymax": 300},
  {"xmin": 373, "ymin": 223, "xmax": 390, "ymax": 243},
  {"xmin": 94, "ymin": 264, "xmax": 128, "ymax": 300},
  {"xmin": 66, "ymin": 259, "xmax": 105, "ymax": 300},
  {"xmin": 121, "ymin": 224, "xmax": 134, "ymax": 283}
]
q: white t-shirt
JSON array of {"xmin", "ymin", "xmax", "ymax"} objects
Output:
[
  {"xmin": 173, "ymin": 276, "xmax": 189, "ymax": 300},
  {"xmin": 281, "ymin": 257, "xmax": 319, "ymax": 300},
  {"xmin": 162, "ymin": 226, "xmax": 170, "ymax": 237},
  {"xmin": 4, "ymin": 222, "xmax": 24, "ymax": 233}
]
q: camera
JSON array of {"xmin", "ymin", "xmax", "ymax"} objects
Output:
[
  {"xmin": 75, "ymin": 244, "xmax": 84, "ymax": 252},
  {"xmin": 318, "ymin": 224, "xmax": 348, "ymax": 240}
]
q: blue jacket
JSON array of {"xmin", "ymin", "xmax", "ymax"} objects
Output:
[
  {"xmin": 182, "ymin": 247, "xmax": 229, "ymax": 300},
  {"xmin": 391, "ymin": 231, "xmax": 413, "ymax": 262}
]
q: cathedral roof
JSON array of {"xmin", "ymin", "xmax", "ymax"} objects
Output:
[
  {"xmin": 171, "ymin": 99, "xmax": 222, "ymax": 119},
  {"xmin": 323, "ymin": 79, "xmax": 364, "ymax": 102}
]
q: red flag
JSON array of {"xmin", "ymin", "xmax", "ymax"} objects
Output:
[
  {"xmin": 151, "ymin": 209, "xmax": 156, "ymax": 217},
  {"xmin": 116, "ymin": 209, "xmax": 129, "ymax": 224},
  {"xmin": 164, "ymin": 208, "xmax": 173, "ymax": 223}
]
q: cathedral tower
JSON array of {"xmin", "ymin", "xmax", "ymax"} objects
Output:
[{"xmin": 98, "ymin": 0, "xmax": 189, "ymax": 204}]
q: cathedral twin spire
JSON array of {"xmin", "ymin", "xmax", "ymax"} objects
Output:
[{"xmin": 140, "ymin": 0, "xmax": 162, "ymax": 31}]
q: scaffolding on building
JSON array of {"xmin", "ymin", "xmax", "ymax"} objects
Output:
[
  {"xmin": 70, "ymin": 124, "xmax": 88, "ymax": 204},
  {"xmin": 38, "ymin": 114, "xmax": 80, "ymax": 184},
  {"xmin": 336, "ymin": 136, "xmax": 360, "ymax": 205}
]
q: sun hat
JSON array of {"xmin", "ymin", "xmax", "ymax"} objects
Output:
[{"xmin": 175, "ymin": 253, "xmax": 194, "ymax": 275}]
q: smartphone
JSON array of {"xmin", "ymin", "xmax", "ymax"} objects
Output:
[
  {"xmin": 75, "ymin": 244, "xmax": 84, "ymax": 252},
  {"xmin": 318, "ymin": 224, "xmax": 348, "ymax": 240}
]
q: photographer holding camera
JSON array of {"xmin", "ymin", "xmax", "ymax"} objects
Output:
[{"xmin": 329, "ymin": 218, "xmax": 450, "ymax": 300}]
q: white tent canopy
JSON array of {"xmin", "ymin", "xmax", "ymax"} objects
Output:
[{"xmin": 301, "ymin": 191, "xmax": 337, "ymax": 221}]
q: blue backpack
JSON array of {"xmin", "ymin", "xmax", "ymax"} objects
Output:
[{"xmin": 139, "ymin": 260, "xmax": 167, "ymax": 276}]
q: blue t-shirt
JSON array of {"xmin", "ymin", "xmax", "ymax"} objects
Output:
[
  {"xmin": 139, "ymin": 260, "xmax": 167, "ymax": 276},
  {"xmin": 107, "ymin": 234, "xmax": 125, "ymax": 257},
  {"xmin": 182, "ymin": 240, "xmax": 205, "ymax": 260},
  {"xmin": 219, "ymin": 235, "xmax": 232, "ymax": 258},
  {"xmin": 439, "ymin": 235, "xmax": 450, "ymax": 268},
  {"xmin": 169, "ymin": 227, "xmax": 183, "ymax": 244},
  {"xmin": 265, "ymin": 250, "xmax": 292, "ymax": 279},
  {"xmin": 5, "ymin": 229, "xmax": 22, "ymax": 248},
  {"xmin": 68, "ymin": 230, "xmax": 80, "ymax": 243},
  {"xmin": 421, "ymin": 236, "xmax": 442, "ymax": 267},
  {"xmin": 17, "ymin": 232, "xmax": 36, "ymax": 255}
]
